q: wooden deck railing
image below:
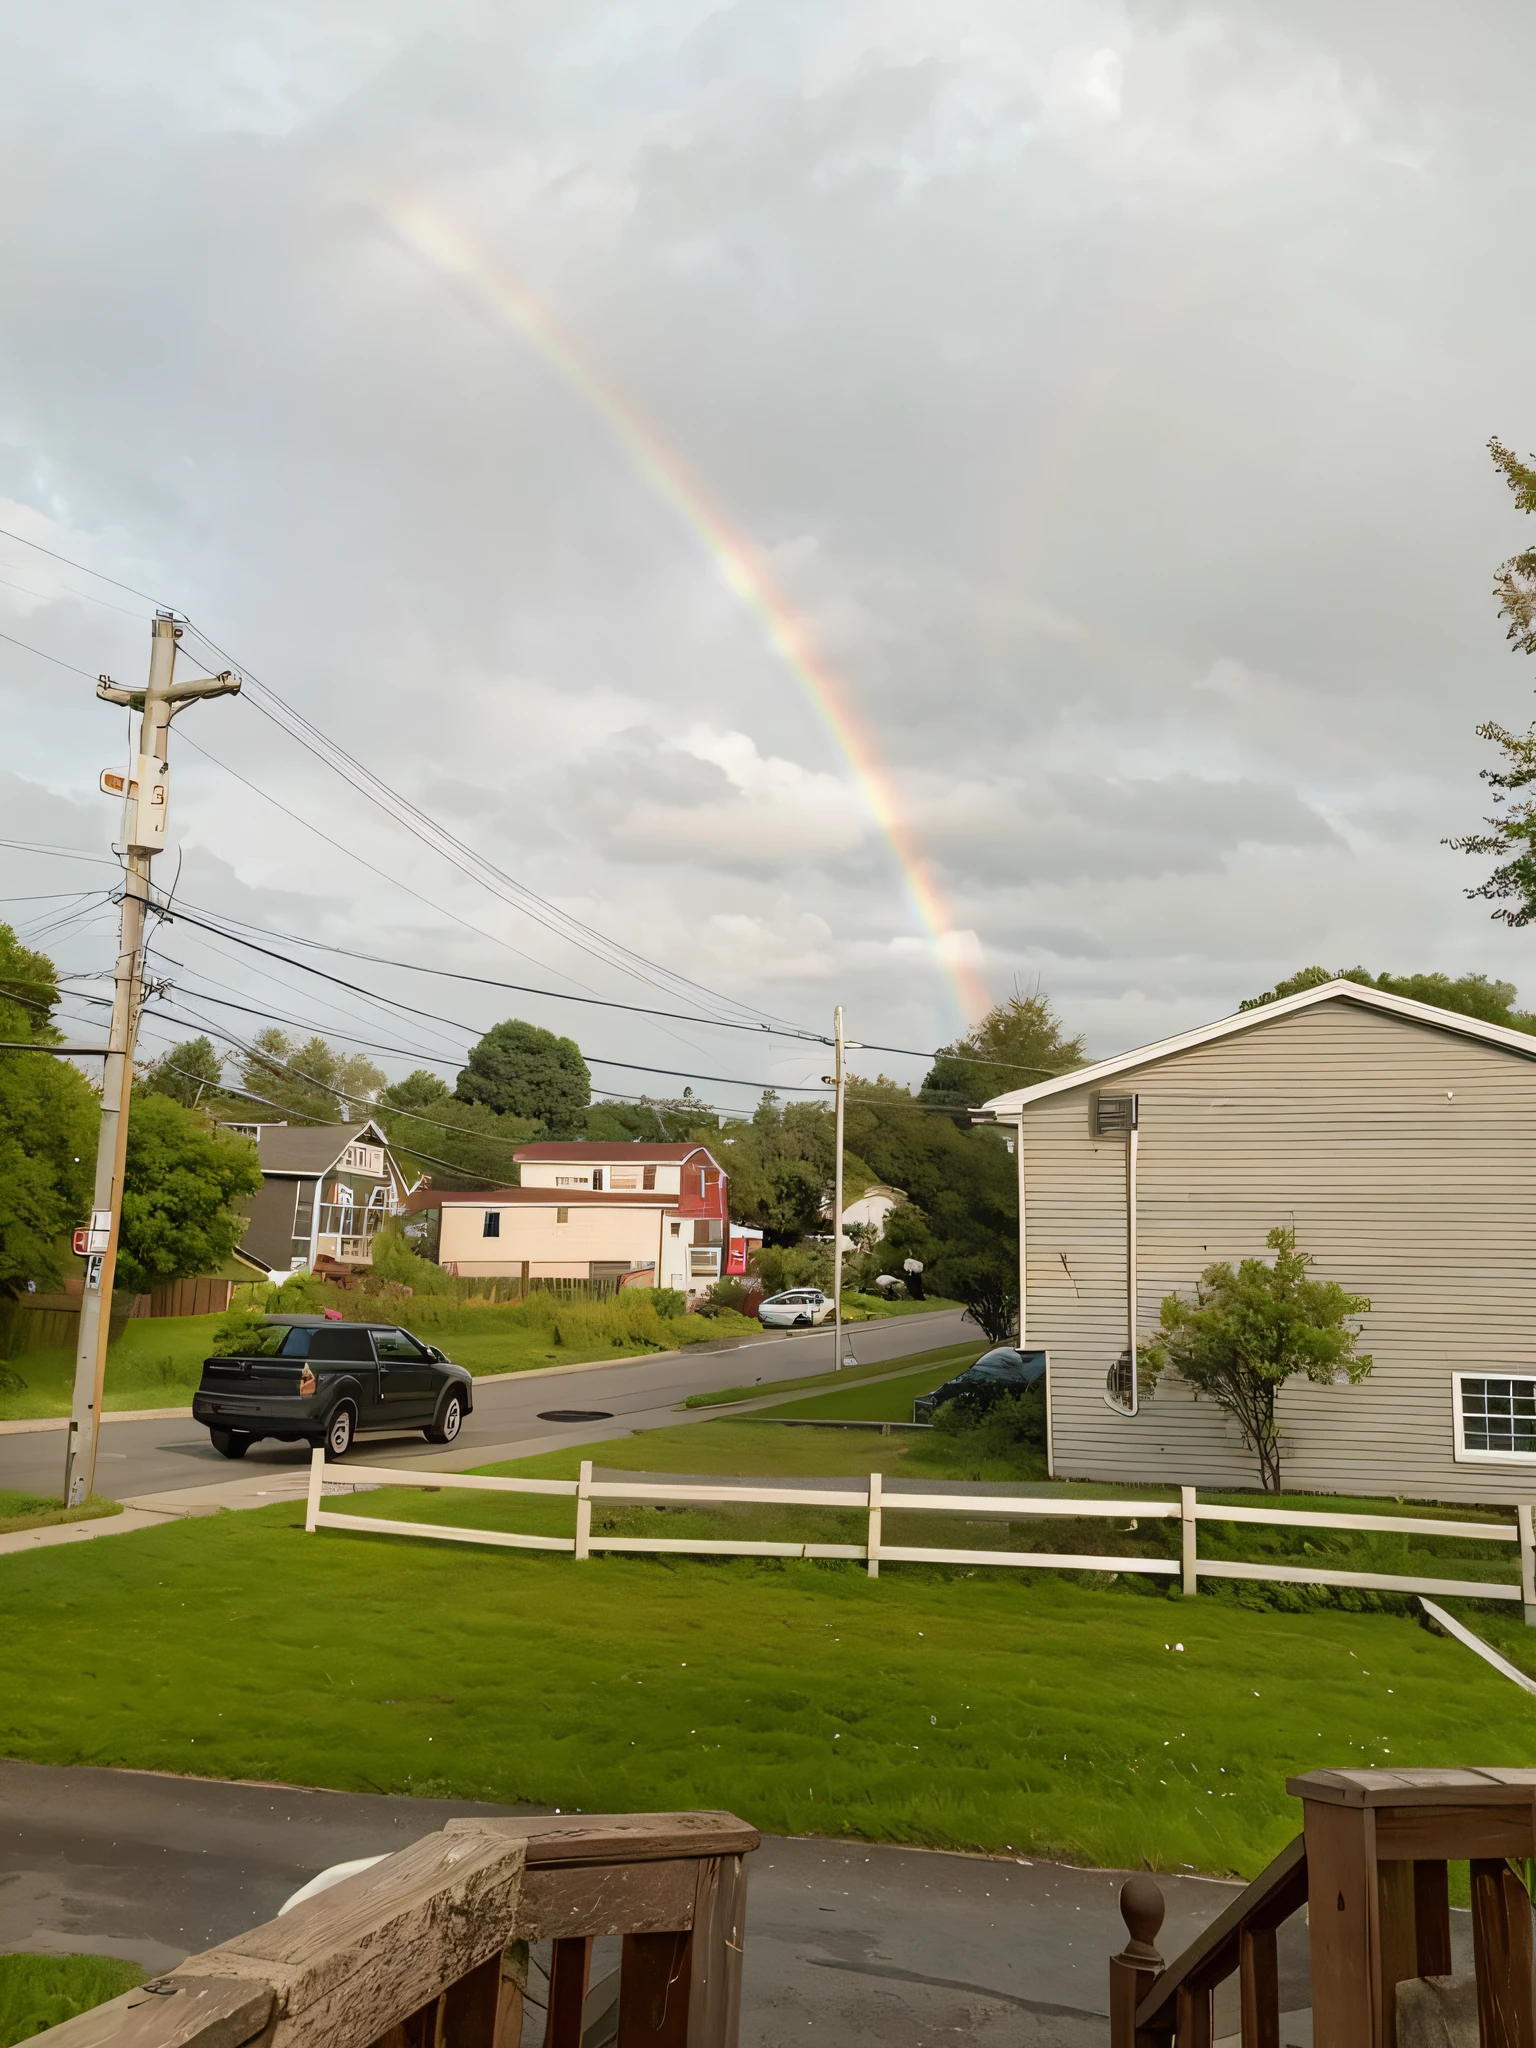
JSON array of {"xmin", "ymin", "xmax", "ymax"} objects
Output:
[
  {"xmin": 1111, "ymin": 1767, "xmax": 1536, "ymax": 2048},
  {"xmin": 32, "ymin": 1811, "xmax": 759, "ymax": 2048}
]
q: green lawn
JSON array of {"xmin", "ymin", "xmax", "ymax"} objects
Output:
[
  {"xmin": 0, "ymin": 1956, "xmax": 144, "ymax": 2048},
  {"xmin": 4, "ymin": 1417, "xmax": 1533, "ymax": 1880},
  {"xmin": 0, "ymin": 1490, "xmax": 121, "ymax": 1538},
  {"xmin": 765, "ymin": 1359, "xmax": 970, "ymax": 1422},
  {"xmin": 682, "ymin": 1341, "xmax": 978, "ymax": 1410}
]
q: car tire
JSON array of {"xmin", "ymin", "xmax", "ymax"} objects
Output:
[
  {"xmin": 210, "ymin": 1428, "xmax": 251, "ymax": 1460},
  {"xmin": 424, "ymin": 1391, "xmax": 464, "ymax": 1445},
  {"xmin": 325, "ymin": 1404, "xmax": 356, "ymax": 1458},
  {"xmin": 794, "ymin": 1314, "xmax": 811, "ymax": 1326}
]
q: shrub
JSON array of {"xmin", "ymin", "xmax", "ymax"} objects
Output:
[
  {"xmin": 366, "ymin": 1221, "xmax": 451, "ymax": 1295},
  {"xmin": 931, "ymin": 1385, "xmax": 1046, "ymax": 1464}
]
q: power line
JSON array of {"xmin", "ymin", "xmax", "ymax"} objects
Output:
[
  {"xmin": 0, "ymin": 525, "xmax": 168, "ymax": 606},
  {"xmin": 0, "ymin": 625, "xmax": 107, "ymax": 680}
]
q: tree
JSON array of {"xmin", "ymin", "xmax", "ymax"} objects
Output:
[
  {"xmin": 239, "ymin": 1030, "xmax": 386, "ymax": 1124},
  {"xmin": 0, "ymin": 924, "xmax": 96, "ymax": 1298},
  {"xmin": 137, "ymin": 1034, "xmax": 226, "ymax": 1107},
  {"xmin": 455, "ymin": 1019, "xmax": 590, "ymax": 1134},
  {"xmin": 1139, "ymin": 1226, "xmax": 1372, "ymax": 1492},
  {"xmin": 922, "ymin": 987, "xmax": 1086, "ymax": 1107},
  {"xmin": 1242, "ymin": 967, "xmax": 1536, "ymax": 1033},
  {"xmin": 117, "ymin": 1094, "xmax": 263, "ymax": 1293},
  {"xmin": 1449, "ymin": 439, "xmax": 1536, "ymax": 922},
  {"xmin": 378, "ymin": 1073, "xmax": 539, "ymax": 1192},
  {"xmin": 584, "ymin": 1095, "xmax": 717, "ymax": 1143},
  {"xmin": 713, "ymin": 1092, "xmax": 836, "ymax": 1245}
]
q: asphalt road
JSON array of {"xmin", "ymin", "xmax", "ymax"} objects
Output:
[
  {"xmin": 0, "ymin": 1757, "xmax": 1259, "ymax": 2047},
  {"xmin": 0, "ymin": 1309, "xmax": 970, "ymax": 1502}
]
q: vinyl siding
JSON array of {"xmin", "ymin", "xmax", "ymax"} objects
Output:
[{"xmin": 1021, "ymin": 1000, "xmax": 1536, "ymax": 1502}]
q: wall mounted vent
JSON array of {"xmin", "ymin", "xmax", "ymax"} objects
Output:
[{"xmin": 1091, "ymin": 1091, "xmax": 1138, "ymax": 1138}]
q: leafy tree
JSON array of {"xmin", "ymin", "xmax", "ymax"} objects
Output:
[
  {"xmin": 1241, "ymin": 967, "xmax": 1536, "ymax": 1032},
  {"xmin": 117, "ymin": 1093, "xmax": 262, "ymax": 1293},
  {"xmin": 584, "ymin": 1095, "xmax": 716, "ymax": 1143},
  {"xmin": 0, "ymin": 924, "xmax": 97, "ymax": 1298},
  {"xmin": 922, "ymin": 987, "xmax": 1086, "ymax": 1107},
  {"xmin": 1447, "ymin": 439, "xmax": 1536, "ymax": 921},
  {"xmin": 137, "ymin": 1034, "xmax": 226, "ymax": 1107},
  {"xmin": 239, "ymin": 1030, "xmax": 386, "ymax": 1124},
  {"xmin": 1139, "ymin": 1225, "xmax": 1372, "ymax": 1492},
  {"xmin": 713, "ymin": 1092, "xmax": 836, "ymax": 1245},
  {"xmin": 379, "ymin": 1079, "xmax": 539, "ymax": 1192},
  {"xmin": 455, "ymin": 1018, "xmax": 590, "ymax": 1135}
]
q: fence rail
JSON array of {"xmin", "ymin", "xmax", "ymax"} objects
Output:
[{"xmin": 306, "ymin": 1453, "xmax": 1536, "ymax": 1609}]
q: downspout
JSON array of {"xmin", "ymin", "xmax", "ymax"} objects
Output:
[{"xmin": 1126, "ymin": 1112, "xmax": 1139, "ymax": 1416}]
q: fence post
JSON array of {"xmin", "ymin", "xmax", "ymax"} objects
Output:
[
  {"xmin": 575, "ymin": 1460, "xmax": 592, "ymax": 1562},
  {"xmin": 1520, "ymin": 1503, "xmax": 1535, "ymax": 1626},
  {"xmin": 867, "ymin": 1471, "xmax": 882, "ymax": 1581},
  {"xmin": 1181, "ymin": 1486, "xmax": 1198, "ymax": 1598},
  {"xmin": 305, "ymin": 1444, "xmax": 325, "ymax": 1534}
]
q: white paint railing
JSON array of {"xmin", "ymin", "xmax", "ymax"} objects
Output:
[{"xmin": 305, "ymin": 1451, "xmax": 1534, "ymax": 1607}]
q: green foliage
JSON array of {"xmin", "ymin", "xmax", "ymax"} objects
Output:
[
  {"xmin": 136, "ymin": 1033, "xmax": 225, "ymax": 1107},
  {"xmin": 583, "ymin": 1095, "xmax": 717, "ymax": 1143},
  {"xmin": 0, "ymin": 1954, "xmax": 145, "ymax": 2047},
  {"xmin": 752, "ymin": 1241, "xmax": 833, "ymax": 1295},
  {"xmin": 1448, "ymin": 439, "xmax": 1536, "ymax": 924},
  {"xmin": 117, "ymin": 1094, "xmax": 263, "ymax": 1294},
  {"xmin": 1242, "ymin": 966, "xmax": 1536, "ymax": 1030},
  {"xmin": 1140, "ymin": 1226, "xmax": 1372, "ymax": 1492},
  {"xmin": 695, "ymin": 1278, "xmax": 753, "ymax": 1319},
  {"xmin": 0, "ymin": 925, "xmax": 98, "ymax": 1299},
  {"xmin": 366, "ymin": 1218, "xmax": 451, "ymax": 1294},
  {"xmin": 931, "ymin": 1384, "xmax": 1047, "ymax": 1468},
  {"xmin": 713, "ymin": 1094, "xmax": 834, "ymax": 1245},
  {"xmin": 239, "ymin": 1029, "xmax": 386, "ymax": 1124},
  {"xmin": 379, "ymin": 1086, "xmax": 536, "ymax": 1192},
  {"xmin": 922, "ymin": 987, "xmax": 1086, "ymax": 1107},
  {"xmin": 456, "ymin": 1018, "xmax": 590, "ymax": 1134}
]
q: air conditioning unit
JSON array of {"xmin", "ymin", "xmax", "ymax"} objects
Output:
[{"xmin": 1091, "ymin": 1091, "xmax": 1138, "ymax": 1139}]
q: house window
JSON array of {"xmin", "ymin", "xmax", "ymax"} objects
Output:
[
  {"xmin": 557, "ymin": 1207, "xmax": 569, "ymax": 1224},
  {"xmin": 483, "ymin": 1212, "xmax": 501, "ymax": 1239},
  {"xmin": 556, "ymin": 1175, "xmax": 587, "ymax": 1187},
  {"xmin": 643, "ymin": 1165, "xmax": 656, "ymax": 1190},
  {"xmin": 610, "ymin": 1170, "xmax": 639, "ymax": 1190},
  {"xmin": 592, "ymin": 1168, "xmax": 605, "ymax": 1191},
  {"xmin": 670, "ymin": 1221, "xmax": 681, "ymax": 1236},
  {"xmin": 1455, "ymin": 1373, "xmax": 1536, "ymax": 1459}
]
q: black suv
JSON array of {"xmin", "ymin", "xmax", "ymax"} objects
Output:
[
  {"xmin": 912, "ymin": 1347, "xmax": 1047, "ymax": 1422},
  {"xmin": 192, "ymin": 1316, "xmax": 474, "ymax": 1460}
]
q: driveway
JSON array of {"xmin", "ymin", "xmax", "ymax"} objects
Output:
[
  {"xmin": 0, "ymin": 1310, "xmax": 970, "ymax": 1503},
  {"xmin": 0, "ymin": 1756, "xmax": 1253, "ymax": 2047}
]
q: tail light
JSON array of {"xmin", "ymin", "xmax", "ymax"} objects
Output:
[{"xmin": 299, "ymin": 1365, "xmax": 317, "ymax": 1397}]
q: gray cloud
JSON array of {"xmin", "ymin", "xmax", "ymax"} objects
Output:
[{"xmin": 1, "ymin": 0, "xmax": 1534, "ymax": 1081}]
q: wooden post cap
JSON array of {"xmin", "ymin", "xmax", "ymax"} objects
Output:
[{"xmin": 1117, "ymin": 1874, "xmax": 1166, "ymax": 1962}]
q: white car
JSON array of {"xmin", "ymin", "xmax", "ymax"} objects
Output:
[{"xmin": 758, "ymin": 1288, "xmax": 835, "ymax": 1328}]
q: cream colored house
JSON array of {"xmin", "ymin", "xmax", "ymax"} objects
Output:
[
  {"xmin": 404, "ymin": 1142, "xmax": 731, "ymax": 1294},
  {"xmin": 975, "ymin": 979, "xmax": 1536, "ymax": 1503}
]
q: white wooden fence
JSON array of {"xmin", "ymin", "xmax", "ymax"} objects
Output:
[{"xmin": 304, "ymin": 1449, "xmax": 1536, "ymax": 1609}]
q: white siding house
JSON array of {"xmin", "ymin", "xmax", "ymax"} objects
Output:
[{"xmin": 976, "ymin": 980, "xmax": 1536, "ymax": 1503}]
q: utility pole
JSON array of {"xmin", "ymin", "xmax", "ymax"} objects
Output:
[
  {"xmin": 62, "ymin": 614, "xmax": 240, "ymax": 1506},
  {"xmin": 825, "ymin": 1005, "xmax": 860, "ymax": 1374}
]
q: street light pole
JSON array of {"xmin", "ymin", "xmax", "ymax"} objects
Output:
[
  {"xmin": 832, "ymin": 1004, "xmax": 845, "ymax": 1371},
  {"xmin": 61, "ymin": 615, "xmax": 240, "ymax": 1506}
]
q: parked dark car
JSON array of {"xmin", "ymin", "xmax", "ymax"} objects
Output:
[
  {"xmin": 192, "ymin": 1316, "xmax": 474, "ymax": 1460},
  {"xmin": 912, "ymin": 1346, "xmax": 1047, "ymax": 1423}
]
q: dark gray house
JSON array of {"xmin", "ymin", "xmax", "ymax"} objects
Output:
[{"xmin": 228, "ymin": 1119, "xmax": 412, "ymax": 1278}]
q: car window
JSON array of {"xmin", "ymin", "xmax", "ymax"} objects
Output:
[
  {"xmin": 279, "ymin": 1326, "xmax": 375, "ymax": 1362},
  {"xmin": 375, "ymin": 1329, "xmax": 431, "ymax": 1362}
]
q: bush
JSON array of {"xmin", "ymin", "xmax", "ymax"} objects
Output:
[
  {"xmin": 931, "ymin": 1385, "xmax": 1046, "ymax": 1466},
  {"xmin": 751, "ymin": 1243, "xmax": 832, "ymax": 1296},
  {"xmin": 207, "ymin": 1307, "xmax": 286, "ymax": 1358},
  {"xmin": 365, "ymin": 1221, "xmax": 451, "ymax": 1295},
  {"xmin": 695, "ymin": 1279, "xmax": 752, "ymax": 1319}
]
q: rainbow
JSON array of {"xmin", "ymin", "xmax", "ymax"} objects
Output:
[{"xmin": 380, "ymin": 196, "xmax": 991, "ymax": 1029}]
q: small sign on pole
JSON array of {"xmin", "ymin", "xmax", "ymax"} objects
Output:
[{"xmin": 72, "ymin": 1212, "xmax": 112, "ymax": 1257}]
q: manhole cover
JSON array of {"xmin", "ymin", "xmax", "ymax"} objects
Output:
[{"xmin": 537, "ymin": 1409, "xmax": 614, "ymax": 1423}]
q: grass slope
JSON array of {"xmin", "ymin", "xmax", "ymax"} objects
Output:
[
  {"xmin": 0, "ymin": 1955, "xmax": 144, "ymax": 2048},
  {"xmin": 765, "ymin": 1361, "xmax": 971, "ymax": 1423},
  {"xmin": 682, "ymin": 1341, "xmax": 977, "ymax": 1410},
  {"xmin": 0, "ymin": 1302, "xmax": 763, "ymax": 1422},
  {"xmin": 0, "ymin": 1490, "xmax": 120, "ymax": 1537},
  {"xmin": 3, "ymin": 1429, "xmax": 1531, "ymax": 1877}
]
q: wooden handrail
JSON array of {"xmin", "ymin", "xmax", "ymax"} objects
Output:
[
  {"xmin": 30, "ymin": 1811, "xmax": 760, "ymax": 2048},
  {"xmin": 1121, "ymin": 1835, "xmax": 1307, "ymax": 2045}
]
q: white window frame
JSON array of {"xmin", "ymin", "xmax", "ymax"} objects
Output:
[{"xmin": 1451, "ymin": 1370, "xmax": 1536, "ymax": 1463}]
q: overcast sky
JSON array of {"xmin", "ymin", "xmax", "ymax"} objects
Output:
[{"xmin": 3, "ymin": 0, "xmax": 1534, "ymax": 1110}]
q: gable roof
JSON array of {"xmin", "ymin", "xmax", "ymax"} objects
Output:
[
  {"xmin": 251, "ymin": 1118, "xmax": 395, "ymax": 1176},
  {"xmin": 976, "ymin": 978, "xmax": 1536, "ymax": 1119},
  {"xmin": 514, "ymin": 1142, "xmax": 720, "ymax": 1165}
]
